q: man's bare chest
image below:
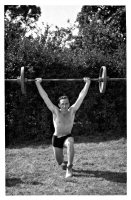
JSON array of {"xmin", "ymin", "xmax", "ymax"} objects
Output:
[{"xmin": 53, "ymin": 111, "xmax": 74, "ymax": 125}]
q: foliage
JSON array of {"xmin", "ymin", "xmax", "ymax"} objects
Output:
[
  {"xmin": 5, "ymin": 6, "xmax": 126, "ymax": 146},
  {"xmin": 5, "ymin": 5, "xmax": 41, "ymax": 51}
]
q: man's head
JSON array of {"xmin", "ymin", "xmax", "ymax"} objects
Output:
[{"xmin": 58, "ymin": 95, "xmax": 70, "ymax": 112}]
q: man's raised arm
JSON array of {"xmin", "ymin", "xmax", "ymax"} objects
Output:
[
  {"xmin": 35, "ymin": 78, "xmax": 57, "ymax": 113},
  {"xmin": 71, "ymin": 78, "xmax": 91, "ymax": 112}
]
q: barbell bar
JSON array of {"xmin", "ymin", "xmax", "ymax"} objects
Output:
[
  {"xmin": 5, "ymin": 77, "xmax": 126, "ymax": 82},
  {"xmin": 5, "ymin": 66, "xmax": 126, "ymax": 95}
]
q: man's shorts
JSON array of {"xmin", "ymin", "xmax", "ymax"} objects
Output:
[{"xmin": 52, "ymin": 134, "xmax": 73, "ymax": 148}]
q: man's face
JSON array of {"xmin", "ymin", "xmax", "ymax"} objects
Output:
[{"xmin": 59, "ymin": 98, "xmax": 70, "ymax": 112}]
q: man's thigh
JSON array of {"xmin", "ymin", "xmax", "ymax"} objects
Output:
[{"xmin": 53, "ymin": 147, "xmax": 63, "ymax": 164}]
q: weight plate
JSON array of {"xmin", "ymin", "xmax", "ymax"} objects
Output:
[
  {"xmin": 20, "ymin": 67, "xmax": 26, "ymax": 94},
  {"xmin": 99, "ymin": 66, "xmax": 107, "ymax": 93}
]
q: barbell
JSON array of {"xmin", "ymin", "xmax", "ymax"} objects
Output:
[{"xmin": 5, "ymin": 66, "xmax": 126, "ymax": 94}]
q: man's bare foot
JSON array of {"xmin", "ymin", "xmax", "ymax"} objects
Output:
[{"xmin": 65, "ymin": 165, "xmax": 73, "ymax": 178}]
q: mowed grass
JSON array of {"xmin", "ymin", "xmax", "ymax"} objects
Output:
[{"xmin": 6, "ymin": 137, "xmax": 127, "ymax": 195}]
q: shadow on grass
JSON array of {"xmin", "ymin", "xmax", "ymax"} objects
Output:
[
  {"xmin": 6, "ymin": 178, "xmax": 43, "ymax": 187},
  {"xmin": 73, "ymin": 169, "xmax": 127, "ymax": 183}
]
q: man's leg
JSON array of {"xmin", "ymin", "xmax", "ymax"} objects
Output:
[
  {"xmin": 64, "ymin": 137, "xmax": 74, "ymax": 167},
  {"xmin": 64, "ymin": 137, "xmax": 74, "ymax": 177},
  {"xmin": 52, "ymin": 147, "xmax": 64, "ymax": 165}
]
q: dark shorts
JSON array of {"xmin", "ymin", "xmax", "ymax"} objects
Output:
[{"xmin": 52, "ymin": 134, "xmax": 72, "ymax": 148}]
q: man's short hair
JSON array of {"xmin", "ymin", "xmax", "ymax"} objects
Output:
[{"xmin": 58, "ymin": 95, "xmax": 69, "ymax": 103}]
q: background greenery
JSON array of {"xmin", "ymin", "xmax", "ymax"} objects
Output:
[{"xmin": 5, "ymin": 5, "xmax": 126, "ymax": 146}]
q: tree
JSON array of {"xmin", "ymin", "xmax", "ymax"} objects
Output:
[
  {"xmin": 74, "ymin": 6, "xmax": 126, "ymax": 136},
  {"xmin": 5, "ymin": 5, "xmax": 41, "ymax": 50},
  {"xmin": 74, "ymin": 6, "xmax": 126, "ymax": 75},
  {"xmin": 5, "ymin": 5, "xmax": 41, "ymax": 146},
  {"xmin": 77, "ymin": 6, "xmax": 126, "ymax": 38},
  {"xmin": 4, "ymin": 5, "xmax": 41, "ymax": 25}
]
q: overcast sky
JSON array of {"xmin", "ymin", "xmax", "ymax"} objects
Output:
[{"xmin": 38, "ymin": 5, "xmax": 82, "ymax": 28}]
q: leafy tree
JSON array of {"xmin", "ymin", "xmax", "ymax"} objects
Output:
[
  {"xmin": 74, "ymin": 6, "xmax": 126, "ymax": 136},
  {"xmin": 4, "ymin": 5, "xmax": 41, "ymax": 25},
  {"xmin": 5, "ymin": 5, "xmax": 41, "ymax": 145},
  {"xmin": 5, "ymin": 5, "xmax": 41, "ymax": 50}
]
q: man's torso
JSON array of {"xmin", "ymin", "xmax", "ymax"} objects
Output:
[{"xmin": 53, "ymin": 108, "xmax": 75, "ymax": 137}]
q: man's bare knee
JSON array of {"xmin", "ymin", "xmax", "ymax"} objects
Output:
[
  {"xmin": 64, "ymin": 137, "xmax": 74, "ymax": 148},
  {"xmin": 67, "ymin": 137, "xmax": 74, "ymax": 144}
]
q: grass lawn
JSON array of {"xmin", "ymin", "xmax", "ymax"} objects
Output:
[{"xmin": 6, "ymin": 136, "xmax": 127, "ymax": 195}]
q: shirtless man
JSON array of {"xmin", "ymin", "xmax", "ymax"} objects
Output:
[{"xmin": 35, "ymin": 78, "xmax": 91, "ymax": 178}]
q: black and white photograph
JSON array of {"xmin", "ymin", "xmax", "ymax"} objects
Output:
[{"xmin": 2, "ymin": 0, "xmax": 130, "ymax": 198}]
